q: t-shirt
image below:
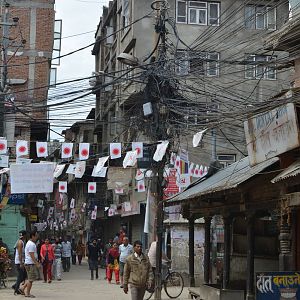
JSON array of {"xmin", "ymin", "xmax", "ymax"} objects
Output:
[
  {"xmin": 62, "ymin": 241, "xmax": 72, "ymax": 257},
  {"xmin": 52, "ymin": 243, "xmax": 63, "ymax": 259},
  {"xmin": 25, "ymin": 240, "xmax": 37, "ymax": 265},
  {"xmin": 119, "ymin": 244, "xmax": 133, "ymax": 263}
]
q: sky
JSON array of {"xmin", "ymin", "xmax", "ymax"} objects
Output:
[{"xmin": 50, "ymin": 0, "xmax": 110, "ymax": 140}]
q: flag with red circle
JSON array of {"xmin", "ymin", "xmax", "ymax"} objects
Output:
[
  {"xmin": 132, "ymin": 142, "xmax": 143, "ymax": 159},
  {"xmin": 110, "ymin": 143, "xmax": 122, "ymax": 159},
  {"xmin": 137, "ymin": 179, "xmax": 146, "ymax": 193},
  {"xmin": 199, "ymin": 165, "xmax": 204, "ymax": 177},
  {"xmin": 189, "ymin": 162, "xmax": 195, "ymax": 176},
  {"xmin": 0, "ymin": 139, "xmax": 7, "ymax": 155},
  {"xmin": 88, "ymin": 182, "xmax": 96, "ymax": 194},
  {"xmin": 79, "ymin": 143, "xmax": 90, "ymax": 160},
  {"xmin": 61, "ymin": 143, "xmax": 73, "ymax": 159},
  {"xmin": 59, "ymin": 181, "xmax": 68, "ymax": 193},
  {"xmin": 36, "ymin": 142, "xmax": 48, "ymax": 158},
  {"xmin": 193, "ymin": 164, "xmax": 200, "ymax": 178},
  {"xmin": 16, "ymin": 140, "xmax": 28, "ymax": 157},
  {"xmin": 175, "ymin": 155, "xmax": 181, "ymax": 174},
  {"xmin": 123, "ymin": 150, "xmax": 138, "ymax": 168}
]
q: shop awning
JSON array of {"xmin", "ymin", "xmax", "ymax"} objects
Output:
[
  {"xmin": 271, "ymin": 160, "xmax": 300, "ymax": 183},
  {"xmin": 168, "ymin": 156, "xmax": 279, "ymax": 204}
]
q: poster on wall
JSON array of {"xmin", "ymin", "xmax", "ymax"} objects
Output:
[{"xmin": 256, "ymin": 271, "xmax": 300, "ymax": 300}]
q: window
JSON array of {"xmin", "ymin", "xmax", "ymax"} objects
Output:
[
  {"xmin": 245, "ymin": 54, "xmax": 276, "ymax": 80},
  {"xmin": 217, "ymin": 154, "xmax": 236, "ymax": 168},
  {"xmin": 175, "ymin": 50, "xmax": 220, "ymax": 77},
  {"xmin": 122, "ymin": 0, "xmax": 131, "ymax": 29},
  {"xmin": 245, "ymin": 5, "xmax": 276, "ymax": 30},
  {"xmin": 176, "ymin": 1, "xmax": 220, "ymax": 26}
]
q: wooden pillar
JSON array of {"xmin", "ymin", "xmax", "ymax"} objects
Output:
[
  {"xmin": 246, "ymin": 213, "xmax": 255, "ymax": 300},
  {"xmin": 188, "ymin": 216, "xmax": 195, "ymax": 287},
  {"xmin": 204, "ymin": 216, "xmax": 212, "ymax": 284},
  {"xmin": 223, "ymin": 215, "xmax": 232, "ymax": 289}
]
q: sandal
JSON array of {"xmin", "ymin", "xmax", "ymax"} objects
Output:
[
  {"xmin": 18, "ymin": 289, "xmax": 25, "ymax": 295},
  {"xmin": 25, "ymin": 295, "xmax": 36, "ymax": 298}
]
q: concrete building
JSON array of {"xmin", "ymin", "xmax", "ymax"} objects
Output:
[{"xmin": 0, "ymin": 0, "xmax": 56, "ymax": 252}]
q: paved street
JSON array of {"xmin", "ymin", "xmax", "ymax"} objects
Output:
[{"xmin": 0, "ymin": 260, "xmax": 189, "ymax": 300}]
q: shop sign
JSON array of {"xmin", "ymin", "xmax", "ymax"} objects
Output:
[
  {"xmin": 163, "ymin": 168, "xmax": 179, "ymax": 200},
  {"xmin": 256, "ymin": 271, "xmax": 300, "ymax": 299},
  {"xmin": 29, "ymin": 214, "xmax": 38, "ymax": 222},
  {"xmin": 244, "ymin": 103, "xmax": 300, "ymax": 166}
]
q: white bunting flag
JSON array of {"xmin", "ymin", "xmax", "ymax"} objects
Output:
[
  {"xmin": 88, "ymin": 182, "xmax": 96, "ymax": 193},
  {"xmin": 61, "ymin": 143, "xmax": 73, "ymax": 159},
  {"xmin": 110, "ymin": 143, "xmax": 122, "ymax": 159},
  {"xmin": 0, "ymin": 155, "xmax": 9, "ymax": 168},
  {"xmin": 123, "ymin": 150, "xmax": 138, "ymax": 168},
  {"xmin": 132, "ymin": 142, "xmax": 143, "ymax": 158},
  {"xmin": 153, "ymin": 141, "xmax": 169, "ymax": 162},
  {"xmin": 193, "ymin": 129, "xmax": 208, "ymax": 148},
  {"xmin": 199, "ymin": 165, "xmax": 204, "ymax": 177},
  {"xmin": 170, "ymin": 152, "xmax": 176, "ymax": 166},
  {"xmin": 108, "ymin": 208, "xmax": 115, "ymax": 217},
  {"xmin": 66, "ymin": 164, "xmax": 76, "ymax": 175},
  {"xmin": 36, "ymin": 142, "xmax": 48, "ymax": 158},
  {"xmin": 48, "ymin": 207, "xmax": 54, "ymax": 216},
  {"xmin": 204, "ymin": 166, "xmax": 208, "ymax": 176},
  {"xmin": 70, "ymin": 208, "xmax": 76, "ymax": 220},
  {"xmin": 95, "ymin": 156, "xmax": 109, "ymax": 172},
  {"xmin": 70, "ymin": 198, "xmax": 75, "ymax": 209},
  {"xmin": 79, "ymin": 143, "xmax": 90, "ymax": 160},
  {"xmin": 81, "ymin": 202, "xmax": 86, "ymax": 213},
  {"xmin": 54, "ymin": 164, "xmax": 65, "ymax": 178},
  {"xmin": 92, "ymin": 166, "xmax": 107, "ymax": 178},
  {"xmin": 137, "ymin": 179, "xmax": 146, "ymax": 193},
  {"xmin": 189, "ymin": 162, "xmax": 195, "ymax": 176},
  {"xmin": 59, "ymin": 181, "xmax": 67, "ymax": 193},
  {"xmin": 179, "ymin": 174, "xmax": 191, "ymax": 188},
  {"xmin": 124, "ymin": 202, "xmax": 131, "ymax": 212},
  {"xmin": 175, "ymin": 155, "xmax": 181, "ymax": 174},
  {"xmin": 194, "ymin": 164, "xmax": 200, "ymax": 178},
  {"xmin": 59, "ymin": 193, "xmax": 64, "ymax": 205},
  {"xmin": 91, "ymin": 210, "xmax": 97, "ymax": 220},
  {"xmin": 135, "ymin": 169, "xmax": 145, "ymax": 181},
  {"xmin": 75, "ymin": 161, "xmax": 86, "ymax": 178},
  {"xmin": 16, "ymin": 157, "xmax": 32, "ymax": 164},
  {"xmin": 115, "ymin": 188, "xmax": 124, "ymax": 194},
  {"xmin": 0, "ymin": 139, "xmax": 7, "ymax": 155},
  {"xmin": 16, "ymin": 140, "xmax": 28, "ymax": 157}
]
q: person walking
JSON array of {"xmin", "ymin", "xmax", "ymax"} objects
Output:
[
  {"xmin": 76, "ymin": 240, "xmax": 85, "ymax": 265},
  {"xmin": 71, "ymin": 238, "xmax": 77, "ymax": 265},
  {"xmin": 87, "ymin": 238, "xmax": 100, "ymax": 280},
  {"xmin": 52, "ymin": 237, "xmax": 62, "ymax": 280},
  {"xmin": 123, "ymin": 240, "xmax": 153, "ymax": 300},
  {"xmin": 107, "ymin": 242, "xmax": 120, "ymax": 284},
  {"xmin": 12, "ymin": 230, "xmax": 27, "ymax": 295},
  {"xmin": 61, "ymin": 237, "xmax": 72, "ymax": 272},
  {"xmin": 119, "ymin": 237, "xmax": 133, "ymax": 288},
  {"xmin": 40, "ymin": 238, "xmax": 55, "ymax": 283},
  {"xmin": 23, "ymin": 230, "xmax": 40, "ymax": 298},
  {"xmin": 104, "ymin": 238, "xmax": 113, "ymax": 279}
]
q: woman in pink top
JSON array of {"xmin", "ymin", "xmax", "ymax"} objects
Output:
[{"xmin": 40, "ymin": 238, "xmax": 55, "ymax": 283}]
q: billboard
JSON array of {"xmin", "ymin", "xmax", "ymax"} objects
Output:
[
  {"xmin": 244, "ymin": 103, "xmax": 300, "ymax": 166},
  {"xmin": 256, "ymin": 271, "xmax": 300, "ymax": 300}
]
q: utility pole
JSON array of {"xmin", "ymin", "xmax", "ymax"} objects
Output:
[{"xmin": 0, "ymin": 0, "xmax": 10, "ymax": 137}]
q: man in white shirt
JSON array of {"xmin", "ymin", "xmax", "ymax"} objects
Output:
[
  {"xmin": 119, "ymin": 237, "xmax": 133, "ymax": 288},
  {"xmin": 24, "ymin": 230, "xmax": 40, "ymax": 298},
  {"xmin": 61, "ymin": 237, "xmax": 72, "ymax": 272}
]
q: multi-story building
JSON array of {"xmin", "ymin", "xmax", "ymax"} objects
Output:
[
  {"xmin": 92, "ymin": 0, "xmax": 291, "ymax": 245},
  {"xmin": 0, "ymin": 0, "xmax": 56, "ymax": 252}
]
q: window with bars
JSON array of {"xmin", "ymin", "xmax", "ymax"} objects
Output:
[
  {"xmin": 176, "ymin": 1, "xmax": 220, "ymax": 26},
  {"xmin": 245, "ymin": 54, "xmax": 276, "ymax": 80},
  {"xmin": 175, "ymin": 50, "xmax": 220, "ymax": 77},
  {"xmin": 245, "ymin": 5, "xmax": 276, "ymax": 30},
  {"xmin": 217, "ymin": 154, "xmax": 236, "ymax": 168}
]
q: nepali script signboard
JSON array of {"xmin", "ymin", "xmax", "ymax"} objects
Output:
[
  {"xmin": 256, "ymin": 271, "xmax": 300, "ymax": 299},
  {"xmin": 10, "ymin": 163, "xmax": 54, "ymax": 194},
  {"xmin": 244, "ymin": 103, "xmax": 300, "ymax": 166}
]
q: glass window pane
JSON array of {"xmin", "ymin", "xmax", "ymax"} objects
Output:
[
  {"xmin": 209, "ymin": 3, "xmax": 219, "ymax": 25},
  {"xmin": 255, "ymin": 56, "xmax": 266, "ymax": 78},
  {"xmin": 207, "ymin": 53, "xmax": 218, "ymax": 76},
  {"xmin": 245, "ymin": 6, "xmax": 255, "ymax": 29},
  {"xmin": 199, "ymin": 9, "xmax": 207, "ymax": 24},
  {"xmin": 189, "ymin": 8, "xmax": 197, "ymax": 23},
  {"xmin": 256, "ymin": 7, "xmax": 265, "ymax": 29},
  {"xmin": 178, "ymin": 1, "xmax": 187, "ymax": 17},
  {"xmin": 267, "ymin": 7, "xmax": 276, "ymax": 30},
  {"xmin": 189, "ymin": 1, "xmax": 207, "ymax": 8},
  {"xmin": 245, "ymin": 55, "xmax": 255, "ymax": 78}
]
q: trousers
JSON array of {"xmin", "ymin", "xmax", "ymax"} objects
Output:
[
  {"xmin": 53, "ymin": 258, "xmax": 62, "ymax": 279},
  {"xmin": 107, "ymin": 267, "xmax": 119, "ymax": 283},
  {"xmin": 130, "ymin": 285, "xmax": 146, "ymax": 300},
  {"xmin": 14, "ymin": 264, "xmax": 27, "ymax": 292},
  {"xmin": 62, "ymin": 257, "xmax": 70, "ymax": 272},
  {"xmin": 42, "ymin": 261, "xmax": 53, "ymax": 281}
]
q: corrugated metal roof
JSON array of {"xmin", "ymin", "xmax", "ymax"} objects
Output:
[
  {"xmin": 271, "ymin": 160, "xmax": 300, "ymax": 183},
  {"xmin": 168, "ymin": 157, "xmax": 279, "ymax": 203}
]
